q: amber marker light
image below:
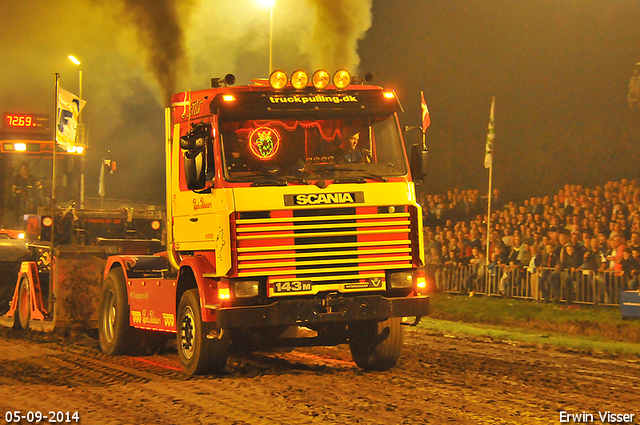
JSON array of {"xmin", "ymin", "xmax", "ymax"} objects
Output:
[
  {"xmin": 269, "ymin": 70, "xmax": 288, "ymax": 89},
  {"xmin": 291, "ymin": 69, "xmax": 309, "ymax": 89},
  {"xmin": 42, "ymin": 217, "xmax": 53, "ymax": 227},
  {"xmin": 218, "ymin": 287, "xmax": 231, "ymax": 300},
  {"xmin": 151, "ymin": 220, "xmax": 161, "ymax": 230},
  {"xmin": 383, "ymin": 91, "xmax": 395, "ymax": 99},
  {"xmin": 312, "ymin": 69, "xmax": 330, "ymax": 89},
  {"xmin": 222, "ymin": 94, "xmax": 236, "ymax": 102},
  {"xmin": 14, "ymin": 143, "xmax": 27, "ymax": 151},
  {"xmin": 333, "ymin": 69, "xmax": 351, "ymax": 89}
]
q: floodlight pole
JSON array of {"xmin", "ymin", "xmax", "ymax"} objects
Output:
[{"xmin": 269, "ymin": 9, "xmax": 273, "ymax": 75}]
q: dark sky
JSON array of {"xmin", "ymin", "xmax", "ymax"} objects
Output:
[
  {"xmin": 1, "ymin": 1, "xmax": 639, "ymax": 204},
  {"xmin": 360, "ymin": 1, "xmax": 640, "ymax": 202}
]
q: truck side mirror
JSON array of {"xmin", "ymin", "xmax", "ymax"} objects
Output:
[
  {"xmin": 410, "ymin": 144, "xmax": 428, "ymax": 185},
  {"xmin": 181, "ymin": 123, "xmax": 211, "ymax": 190}
]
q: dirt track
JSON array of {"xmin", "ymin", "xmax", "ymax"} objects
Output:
[{"xmin": 0, "ymin": 326, "xmax": 638, "ymax": 425}]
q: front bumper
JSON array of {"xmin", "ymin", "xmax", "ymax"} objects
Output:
[{"xmin": 216, "ymin": 295, "xmax": 429, "ymax": 328}]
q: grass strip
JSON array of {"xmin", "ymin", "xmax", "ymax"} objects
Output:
[
  {"xmin": 417, "ymin": 318, "xmax": 640, "ymax": 357},
  {"xmin": 430, "ymin": 293, "xmax": 633, "ymax": 325}
]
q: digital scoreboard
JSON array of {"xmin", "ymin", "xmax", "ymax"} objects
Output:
[{"xmin": 3, "ymin": 113, "xmax": 50, "ymax": 131}]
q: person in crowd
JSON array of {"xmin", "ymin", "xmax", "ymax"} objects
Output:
[
  {"xmin": 464, "ymin": 247, "xmax": 486, "ymax": 296},
  {"xmin": 620, "ymin": 248, "xmax": 640, "ymax": 291},
  {"xmin": 557, "ymin": 244, "xmax": 583, "ymax": 304},
  {"xmin": 625, "ymin": 248, "xmax": 640, "ymax": 290},
  {"xmin": 425, "ymin": 246, "xmax": 444, "ymax": 292}
]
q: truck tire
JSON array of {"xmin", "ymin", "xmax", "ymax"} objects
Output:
[
  {"xmin": 348, "ymin": 317, "xmax": 404, "ymax": 371},
  {"xmin": 177, "ymin": 289, "xmax": 229, "ymax": 375},
  {"xmin": 99, "ymin": 269, "xmax": 133, "ymax": 355},
  {"xmin": 15, "ymin": 276, "xmax": 30, "ymax": 330}
]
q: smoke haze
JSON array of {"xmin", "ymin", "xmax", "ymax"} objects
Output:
[{"xmin": 0, "ymin": 0, "xmax": 374, "ymax": 204}]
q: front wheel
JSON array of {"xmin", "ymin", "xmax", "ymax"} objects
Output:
[
  {"xmin": 15, "ymin": 276, "xmax": 31, "ymax": 330},
  {"xmin": 98, "ymin": 269, "xmax": 133, "ymax": 355},
  {"xmin": 348, "ymin": 317, "xmax": 404, "ymax": 371},
  {"xmin": 177, "ymin": 289, "xmax": 229, "ymax": 375}
]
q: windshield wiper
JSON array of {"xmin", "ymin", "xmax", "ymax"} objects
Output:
[
  {"xmin": 353, "ymin": 171, "xmax": 389, "ymax": 182},
  {"xmin": 333, "ymin": 171, "xmax": 389, "ymax": 183},
  {"xmin": 332, "ymin": 177, "xmax": 367, "ymax": 184},
  {"xmin": 251, "ymin": 179, "xmax": 288, "ymax": 187},
  {"xmin": 308, "ymin": 165, "xmax": 389, "ymax": 182}
]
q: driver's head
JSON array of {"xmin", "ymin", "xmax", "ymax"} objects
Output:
[
  {"xmin": 341, "ymin": 129, "xmax": 361, "ymax": 151},
  {"xmin": 19, "ymin": 162, "xmax": 29, "ymax": 178}
]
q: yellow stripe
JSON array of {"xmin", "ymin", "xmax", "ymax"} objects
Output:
[
  {"xmin": 238, "ymin": 255, "xmax": 412, "ymax": 270},
  {"xmin": 236, "ymin": 212, "xmax": 409, "ymax": 225},
  {"xmin": 236, "ymin": 219, "xmax": 410, "ymax": 233},
  {"xmin": 237, "ymin": 239, "xmax": 410, "ymax": 253},
  {"xmin": 237, "ymin": 228, "xmax": 410, "ymax": 241},
  {"xmin": 238, "ymin": 247, "xmax": 411, "ymax": 261},
  {"xmin": 238, "ymin": 262, "xmax": 411, "ymax": 277}
]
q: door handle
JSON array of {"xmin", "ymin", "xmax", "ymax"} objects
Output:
[{"xmin": 190, "ymin": 217, "xmax": 198, "ymax": 222}]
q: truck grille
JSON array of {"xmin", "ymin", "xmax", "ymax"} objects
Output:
[{"xmin": 234, "ymin": 206, "xmax": 413, "ymax": 294}]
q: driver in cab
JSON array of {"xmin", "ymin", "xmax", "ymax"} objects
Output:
[{"xmin": 335, "ymin": 129, "xmax": 370, "ymax": 164}]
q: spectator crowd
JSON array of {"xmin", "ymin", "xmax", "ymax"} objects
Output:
[{"xmin": 420, "ymin": 179, "xmax": 640, "ymax": 304}]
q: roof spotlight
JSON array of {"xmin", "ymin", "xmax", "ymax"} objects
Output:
[
  {"xmin": 312, "ymin": 69, "xmax": 330, "ymax": 89},
  {"xmin": 333, "ymin": 69, "xmax": 351, "ymax": 89},
  {"xmin": 269, "ymin": 70, "xmax": 288, "ymax": 89},
  {"xmin": 211, "ymin": 74, "xmax": 236, "ymax": 88},
  {"xmin": 291, "ymin": 70, "xmax": 309, "ymax": 89}
]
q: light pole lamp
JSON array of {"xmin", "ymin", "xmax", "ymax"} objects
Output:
[
  {"xmin": 257, "ymin": 0, "xmax": 275, "ymax": 75},
  {"xmin": 68, "ymin": 55, "xmax": 86, "ymax": 208}
]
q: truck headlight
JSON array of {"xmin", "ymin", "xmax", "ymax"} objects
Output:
[
  {"xmin": 234, "ymin": 280, "xmax": 260, "ymax": 298},
  {"xmin": 389, "ymin": 271, "xmax": 414, "ymax": 288}
]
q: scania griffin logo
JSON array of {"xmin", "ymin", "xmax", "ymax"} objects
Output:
[{"xmin": 284, "ymin": 192, "xmax": 364, "ymax": 206}]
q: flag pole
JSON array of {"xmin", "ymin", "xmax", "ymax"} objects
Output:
[
  {"xmin": 51, "ymin": 73, "xmax": 60, "ymax": 250},
  {"xmin": 486, "ymin": 159, "xmax": 493, "ymax": 261},
  {"xmin": 485, "ymin": 96, "xmax": 495, "ymax": 264}
]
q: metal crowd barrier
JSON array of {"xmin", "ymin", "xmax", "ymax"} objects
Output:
[{"xmin": 438, "ymin": 263, "xmax": 631, "ymax": 306}]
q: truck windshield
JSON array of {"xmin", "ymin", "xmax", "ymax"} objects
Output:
[{"xmin": 220, "ymin": 114, "xmax": 407, "ymax": 183}]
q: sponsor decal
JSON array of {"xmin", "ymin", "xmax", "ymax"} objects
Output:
[
  {"xmin": 162, "ymin": 313, "xmax": 175, "ymax": 327},
  {"xmin": 181, "ymin": 99, "xmax": 203, "ymax": 119},
  {"xmin": 142, "ymin": 309, "xmax": 161, "ymax": 325},
  {"xmin": 249, "ymin": 127, "xmax": 280, "ymax": 160},
  {"xmin": 84, "ymin": 218, "xmax": 122, "ymax": 224},
  {"xmin": 131, "ymin": 311, "xmax": 142, "ymax": 323},
  {"xmin": 268, "ymin": 94, "xmax": 358, "ymax": 105},
  {"xmin": 193, "ymin": 197, "xmax": 212, "ymax": 211},
  {"xmin": 215, "ymin": 228, "xmax": 226, "ymax": 261},
  {"xmin": 130, "ymin": 292, "xmax": 149, "ymax": 300},
  {"xmin": 369, "ymin": 277, "xmax": 383, "ymax": 287},
  {"xmin": 284, "ymin": 191, "xmax": 364, "ymax": 206},
  {"xmin": 344, "ymin": 277, "xmax": 385, "ymax": 290}
]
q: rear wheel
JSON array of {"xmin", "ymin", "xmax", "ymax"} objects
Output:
[
  {"xmin": 177, "ymin": 289, "xmax": 229, "ymax": 375},
  {"xmin": 99, "ymin": 269, "xmax": 133, "ymax": 355},
  {"xmin": 348, "ymin": 317, "xmax": 404, "ymax": 371},
  {"xmin": 15, "ymin": 276, "xmax": 30, "ymax": 330}
]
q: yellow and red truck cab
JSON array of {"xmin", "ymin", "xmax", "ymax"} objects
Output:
[{"xmin": 100, "ymin": 69, "xmax": 429, "ymax": 374}]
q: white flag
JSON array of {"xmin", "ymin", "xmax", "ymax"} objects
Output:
[
  {"xmin": 56, "ymin": 87, "xmax": 86, "ymax": 151},
  {"xmin": 484, "ymin": 96, "xmax": 495, "ymax": 169}
]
